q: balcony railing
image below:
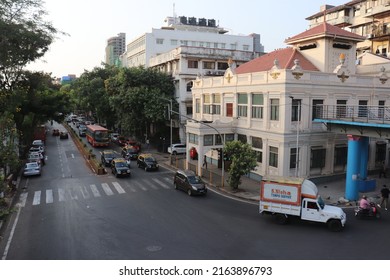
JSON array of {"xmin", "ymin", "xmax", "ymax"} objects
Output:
[{"xmin": 314, "ymin": 105, "xmax": 390, "ymax": 124}]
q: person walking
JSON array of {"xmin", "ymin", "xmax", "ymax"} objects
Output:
[
  {"xmin": 379, "ymin": 161, "xmax": 387, "ymax": 178},
  {"xmin": 378, "ymin": 185, "xmax": 390, "ymax": 210},
  {"xmin": 202, "ymin": 155, "xmax": 207, "ymax": 169}
]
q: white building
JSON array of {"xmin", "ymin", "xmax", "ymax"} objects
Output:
[
  {"xmin": 105, "ymin": 33, "xmax": 126, "ymax": 66},
  {"xmin": 121, "ymin": 16, "xmax": 264, "ymax": 142},
  {"xmin": 189, "ymin": 22, "xmax": 390, "ymax": 181}
]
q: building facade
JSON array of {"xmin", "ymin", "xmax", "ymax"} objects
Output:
[
  {"xmin": 188, "ymin": 22, "xmax": 390, "ymax": 180},
  {"xmin": 307, "ymin": 0, "xmax": 390, "ymax": 56},
  {"xmin": 121, "ymin": 16, "xmax": 265, "ymax": 142},
  {"xmin": 105, "ymin": 33, "xmax": 126, "ymax": 66}
]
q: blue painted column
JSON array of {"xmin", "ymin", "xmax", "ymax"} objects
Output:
[
  {"xmin": 345, "ymin": 135, "xmax": 360, "ymax": 201},
  {"xmin": 359, "ymin": 136, "xmax": 369, "ymax": 180}
]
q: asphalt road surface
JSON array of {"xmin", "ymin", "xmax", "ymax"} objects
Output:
[{"xmin": 1, "ymin": 123, "xmax": 390, "ymax": 260}]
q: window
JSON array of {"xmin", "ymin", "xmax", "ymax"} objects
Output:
[
  {"xmin": 336, "ymin": 100, "xmax": 347, "ymax": 118},
  {"xmin": 358, "ymin": 100, "xmax": 368, "ymax": 118},
  {"xmin": 203, "ymin": 104, "xmax": 211, "ymax": 114},
  {"xmin": 212, "ymin": 94, "xmax": 221, "ymax": 115},
  {"xmin": 204, "ymin": 135, "xmax": 213, "ymax": 146},
  {"xmin": 376, "ymin": 142, "xmax": 386, "ymax": 162},
  {"xmin": 186, "ymin": 106, "xmax": 193, "ymax": 115},
  {"xmin": 217, "ymin": 62, "xmax": 228, "ymax": 70},
  {"xmin": 252, "ymin": 137, "xmax": 263, "ymax": 149},
  {"xmin": 180, "ymin": 40, "xmax": 188, "ymax": 46},
  {"xmin": 225, "ymin": 134, "xmax": 234, "ymax": 142},
  {"xmin": 270, "ymin": 99, "xmax": 279, "ymax": 121},
  {"xmin": 189, "ymin": 133, "xmax": 198, "ymax": 144},
  {"xmin": 214, "ymin": 42, "xmax": 219, "ymax": 48},
  {"xmin": 312, "ymin": 99, "xmax": 324, "ymax": 120},
  {"xmin": 379, "ymin": 100, "xmax": 385, "ymax": 119},
  {"xmin": 188, "ymin": 60, "xmax": 198, "ymax": 69},
  {"xmin": 221, "ymin": 43, "xmax": 226, "ymax": 49},
  {"xmin": 226, "ymin": 103, "xmax": 233, "ymax": 117},
  {"xmin": 199, "ymin": 42, "xmax": 204, "ymax": 47},
  {"xmin": 237, "ymin": 134, "xmax": 247, "ymax": 143},
  {"xmin": 215, "ymin": 134, "xmax": 222, "ymax": 145},
  {"xmin": 290, "ymin": 148, "xmax": 299, "ymax": 169},
  {"xmin": 186, "ymin": 81, "xmax": 193, "ymax": 92},
  {"xmin": 252, "ymin": 94, "xmax": 264, "ymax": 119},
  {"xmin": 195, "ymin": 99, "xmax": 200, "ymax": 113},
  {"xmin": 171, "ymin": 39, "xmax": 178, "ymax": 45},
  {"xmin": 269, "ymin": 146, "xmax": 278, "ymax": 168},
  {"xmin": 203, "ymin": 61, "xmax": 215, "ymax": 69},
  {"xmin": 291, "ymin": 99, "xmax": 301, "ymax": 122},
  {"xmin": 238, "ymin": 93, "xmax": 248, "ymax": 117},
  {"xmin": 310, "ymin": 147, "xmax": 326, "ymax": 168},
  {"xmin": 243, "ymin": 45, "xmax": 249, "ymax": 51},
  {"xmin": 206, "ymin": 42, "xmax": 210, "ymax": 48},
  {"xmin": 255, "ymin": 151, "xmax": 262, "ymax": 163},
  {"xmin": 230, "ymin": 44, "xmax": 237, "ymax": 50},
  {"xmin": 156, "ymin": 38, "xmax": 164, "ymax": 44},
  {"xmin": 334, "ymin": 146, "xmax": 347, "ymax": 166}
]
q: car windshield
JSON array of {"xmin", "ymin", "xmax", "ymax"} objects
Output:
[
  {"xmin": 105, "ymin": 153, "xmax": 115, "ymax": 158},
  {"xmin": 318, "ymin": 196, "xmax": 325, "ymax": 209},
  {"xmin": 115, "ymin": 162, "xmax": 128, "ymax": 168},
  {"xmin": 145, "ymin": 157, "xmax": 156, "ymax": 162},
  {"xmin": 188, "ymin": 175, "xmax": 203, "ymax": 184},
  {"xmin": 26, "ymin": 163, "xmax": 38, "ymax": 168}
]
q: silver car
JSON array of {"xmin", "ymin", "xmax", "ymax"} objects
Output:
[{"xmin": 23, "ymin": 162, "xmax": 42, "ymax": 176}]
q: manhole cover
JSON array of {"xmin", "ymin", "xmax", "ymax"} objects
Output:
[{"xmin": 146, "ymin": 245, "xmax": 162, "ymax": 252}]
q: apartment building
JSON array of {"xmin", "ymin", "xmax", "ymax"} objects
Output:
[
  {"xmin": 121, "ymin": 16, "xmax": 264, "ymax": 142},
  {"xmin": 105, "ymin": 33, "xmax": 126, "ymax": 66},
  {"xmin": 188, "ymin": 21, "xmax": 390, "ymax": 180},
  {"xmin": 307, "ymin": 0, "xmax": 390, "ymax": 56}
]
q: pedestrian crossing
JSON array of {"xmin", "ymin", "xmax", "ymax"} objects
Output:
[{"xmin": 20, "ymin": 177, "xmax": 173, "ymax": 207}]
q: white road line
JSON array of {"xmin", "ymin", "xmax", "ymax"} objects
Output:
[
  {"xmin": 142, "ymin": 179, "xmax": 158, "ymax": 190},
  {"xmin": 152, "ymin": 178, "xmax": 170, "ymax": 189},
  {"xmin": 112, "ymin": 182, "xmax": 126, "ymax": 194},
  {"xmin": 46, "ymin": 189, "xmax": 53, "ymax": 204},
  {"xmin": 132, "ymin": 181, "xmax": 148, "ymax": 191},
  {"xmin": 20, "ymin": 192, "xmax": 28, "ymax": 207},
  {"xmin": 90, "ymin": 184, "xmax": 101, "ymax": 197},
  {"xmin": 101, "ymin": 183, "xmax": 114, "ymax": 196},
  {"xmin": 58, "ymin": 188, "xmax": 66, "ymax": 202},
  {"xmin": 71, "ymin": 154, "xmax": 75, "ymax": 158},
  {"xmin": 163, "ymin": 177, "xmax": 172, "ymax": 184},
  {"xmin": 2, "ymin": 204, "xmax": 22, "ymax": 260},
  {"xmin": 69, "ymin": 187, "xmax": 78, "ymax": 200},
  {"xmin": 32, "ymin": 191, "xmax": 41, "ymax": 205},
  {"xmin": 80, "ymin": 185, "xmax": 90, "ymax": 199}
]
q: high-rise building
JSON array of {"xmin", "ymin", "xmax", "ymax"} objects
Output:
[{"xmin": 105, "ymin": 33, "xmax": 126, "ymax": 66}]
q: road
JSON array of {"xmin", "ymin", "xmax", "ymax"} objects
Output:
[{"xmin": 1, "ymin": 122, "xmax": 390, "ymax": 260}]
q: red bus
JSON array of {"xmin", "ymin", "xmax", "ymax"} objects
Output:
[{"xmin": 86, "ymin": 125, "xmax": 109, "ymax": 147}]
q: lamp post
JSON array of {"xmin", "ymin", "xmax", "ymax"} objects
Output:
[{"xmin": 159, "ymin": 97, "xmax": 173, "ymax": 155}]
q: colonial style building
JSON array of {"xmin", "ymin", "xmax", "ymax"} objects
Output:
[{"xmin": 188, "ymin": 21, "xmax": 390, "ymax": 181}]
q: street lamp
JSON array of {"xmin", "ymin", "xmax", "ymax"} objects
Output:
[{"xmin": 159, "ymin": 97, "xmax": 173, "ymax": 156}]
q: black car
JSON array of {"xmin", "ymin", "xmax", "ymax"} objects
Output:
[
  {"xmin": 59, "ymin": 131, "xmax": 69, "ymax": 139},
  {"xmin": 121, "ymin": 146, "xmax": 139, "ymax": 160},
  {"xmin": 137, "ymin": 154, "xmax": 159, "ymax": 171},
  {"xmin": 101, "ymin": 150, "xmax": 117, "ymax": 167},
  {"xmin": 111, "ymin": 158, "xmax": 131, "ymax": 178},
  {"xmin": 174, "ymin": 169, "xmax": 207, "ymax": 196}
]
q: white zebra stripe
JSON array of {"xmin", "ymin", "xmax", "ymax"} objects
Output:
[
  {"xmin": 46, "ymin": 189, "xmax": 53, "ymax": 204},
  {"xmin": 90, "ymin": 184, "xmax": 101, "ymax": 197},
  {"xmin": 112, "ymin": 182, "xmax": 126, "ymax": 194},
  {"xmin": 58, "ymin": 188, "xmax": 66, "ymax": 202},
  {"xmin": 32, "ymin": 191, "xmax": 41, "ymax": 206},
  {"xmin": 80, "ymin": 185, "xmax": 90, "ymax": 199},
  {"xmin": 101, "ymin": 183, "xmax": 114, "ymax": 196},
  {"xmin": 152, "ymin": 178, "xmax": 170, "ymax": 189}
]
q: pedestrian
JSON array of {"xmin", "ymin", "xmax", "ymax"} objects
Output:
[
  {"xmin": 202, "ymin": 155, "xmax": 207, "ymax": 169},
  {"xmin": 379, "ymin": 161, "xmax": 387, "ymax": 178},
  {"xmin": 378, "ymin": 185, "xmax": 390, "ymax": 210}
]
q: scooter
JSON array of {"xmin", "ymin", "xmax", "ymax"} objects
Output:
[{"xmin": 355, "ymin": 202, "xmax": 381, "ymax": 219}]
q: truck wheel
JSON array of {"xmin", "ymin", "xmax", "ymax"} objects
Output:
[
  {"xmin": 327, "ymin": 219, "xmax": 342, "ymax": 232},
  {"xmin": 274, "ymin": 214, "xmax": 288, "ymax": 225}
]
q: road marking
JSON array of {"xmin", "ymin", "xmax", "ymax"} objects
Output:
[
  {"xmin": 152, "ymin": 178, "xmax": 170, "ymax": 189},
  {"xmin": 46, "ymin": 189, "xmax": 53, "ymax": 204},
  {"xmin": 71, "ymin": 154, "xmax": 74, "ymax": 158},
  {"xmin": 142, "ymin": 179, "xmax": 158, "ymax": 190},
  {"xmin": 32, "ymin": 191, "xmax": 41, "ymax": 205},
  {"xmin": 69, "ymin": 187, "xmax": 78, "ymax": 200},
  {"xmin": 163, "ymin": 177, "xmax": 172, "ymax": 184},
  {"xmin": 90, "ymin": 184, "xmax": 101, "ymax": 197},
  {"xmin": 132, "ymin": 181, "xmax": 147, "ymax": 191},
  {"xmin": 112, "ymin": 182, "xmax": 126, "ymax": 194},
  {"xmin": 80, "ymin": 185, "xmax": 90, "ymax": 199},
  {"xmin": 20, "ymin": 192, "xmax": 28, "ymax": 207},
  {"xmin": 101, "ymin": 183, "xmax": 114, "ymax": 196},
  {"xmin": 58, "ymin": 188, "xmax": 66, "ymax": 202}
]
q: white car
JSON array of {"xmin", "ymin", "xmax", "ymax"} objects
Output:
[
  {"xmin": 23, "ymin": 162, "xmax": 42, "ymax": 176},
  {"xmin": 168, "ymin": 143, "xmax": 186, "ymax": 155},
  {"xmin": 28, "ymin": 152, "xmax": 44, "ymax": 165}
]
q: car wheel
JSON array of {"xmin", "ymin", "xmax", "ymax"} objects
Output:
[
  {"xmin": 187, "ymin": 189, "xmax": 192, "ymax": 196},
  {"xmin": 172, "ymin": 151, "xmax": 177, "ymax": 155},
  {"xmin": 174, "ymin": 183, "xmax": 178, "ymax": 190}
]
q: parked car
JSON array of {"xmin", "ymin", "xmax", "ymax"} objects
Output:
[
  {"xmin": 27, "ymin": 152, "xmax": 44, "ymax": 165},
  {"xmin": 121, "ymin": 146, "xmax": 139, "ymax": 160},
  {"xmin": 101, "ymin": 150, "xmax": 118, "ymax": 166},
  {"xmin": 168, "ymin": 143, "xmax": 187, "ymax": 155},
  {"xmin": 78, "ymin": 125, "xmax": 86, "ymax": 137},
  {"xmin": 23, "ymin": 162, "xmax": 42, "ymax": 177},
  {"xmin": 59, "ymin": 131, "xmax": 69, "ymax": 139},
  {"xmin": 32, "ymin": 139, "xmax": 44, "ymax": 146},
  {"xmin": 52, "ymin": 129, "xmax": 60, "ymax": 136},
  {"xmin": 29, "ymin": 146, "xmax": 44, "ymax": 155},
  {"xmin": 111, "ymin": 158, "xmax": 131, "ymax": 178},
  {"xmin": 137, "ymin": 154, "xmax": 159, "ymax": 171},
  {"xmin": 173, "ymin": 169, "xmax": 207, "ymax": 196}
]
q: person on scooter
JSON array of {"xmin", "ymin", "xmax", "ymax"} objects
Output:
[{"xmin": 359, "ymin": 195, "xmax": 371, "ymax": 212}]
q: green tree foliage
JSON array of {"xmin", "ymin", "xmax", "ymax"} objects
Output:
[
  {"xmin": 224, "ymin": 140, "xmax": 258, "ymax": 190},
  {"xmin": 0, "ymin": 112, "xmax": 20, "ymax": 176}
]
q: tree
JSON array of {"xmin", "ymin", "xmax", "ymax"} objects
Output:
[{"xmin": 224, "ymin": 140, "xmax": 258, "ymax": 190}]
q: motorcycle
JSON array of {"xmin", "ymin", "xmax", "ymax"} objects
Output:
[{"xmin": 355, "ymin": 202, "xmax": 381, "ymax": 219}]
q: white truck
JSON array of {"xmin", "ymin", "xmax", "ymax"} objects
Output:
[{"xmin": 259, "ymin": 176, "xmax": 346, "ymax": 231}]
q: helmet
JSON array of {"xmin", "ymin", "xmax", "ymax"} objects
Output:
[{"xmin": 362, "ymin": 195, "xmax": 367, "ymax": 199}]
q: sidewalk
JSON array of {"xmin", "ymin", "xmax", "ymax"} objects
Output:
[{"xmin": 151, "ymin": 149, "xmax": 385, "ymax": 207}]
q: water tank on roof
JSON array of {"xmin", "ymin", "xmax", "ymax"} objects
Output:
[
  {"xmin": 198, "ymin": 18, "xmax": 207, "ymax": 26},
  {"xmin": 188, "ymin": 17, "xmax": 197, "ymax": 25},
  {"xmin": 179, "ymin": 16, "xmax": 187, "ymax": 24},
  {"xmin": 208, "ymin": 19, "xmax": 216, "ymax": 27}
]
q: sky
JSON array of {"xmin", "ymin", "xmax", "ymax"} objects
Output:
[{"xmin": 27, "ymin": 0, "xmax": 348, "ymax": 78}]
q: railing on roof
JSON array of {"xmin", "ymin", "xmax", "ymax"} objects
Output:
[{"xmin": 314, "ymin": 105, "xmax": 390, "ymax": 124}]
